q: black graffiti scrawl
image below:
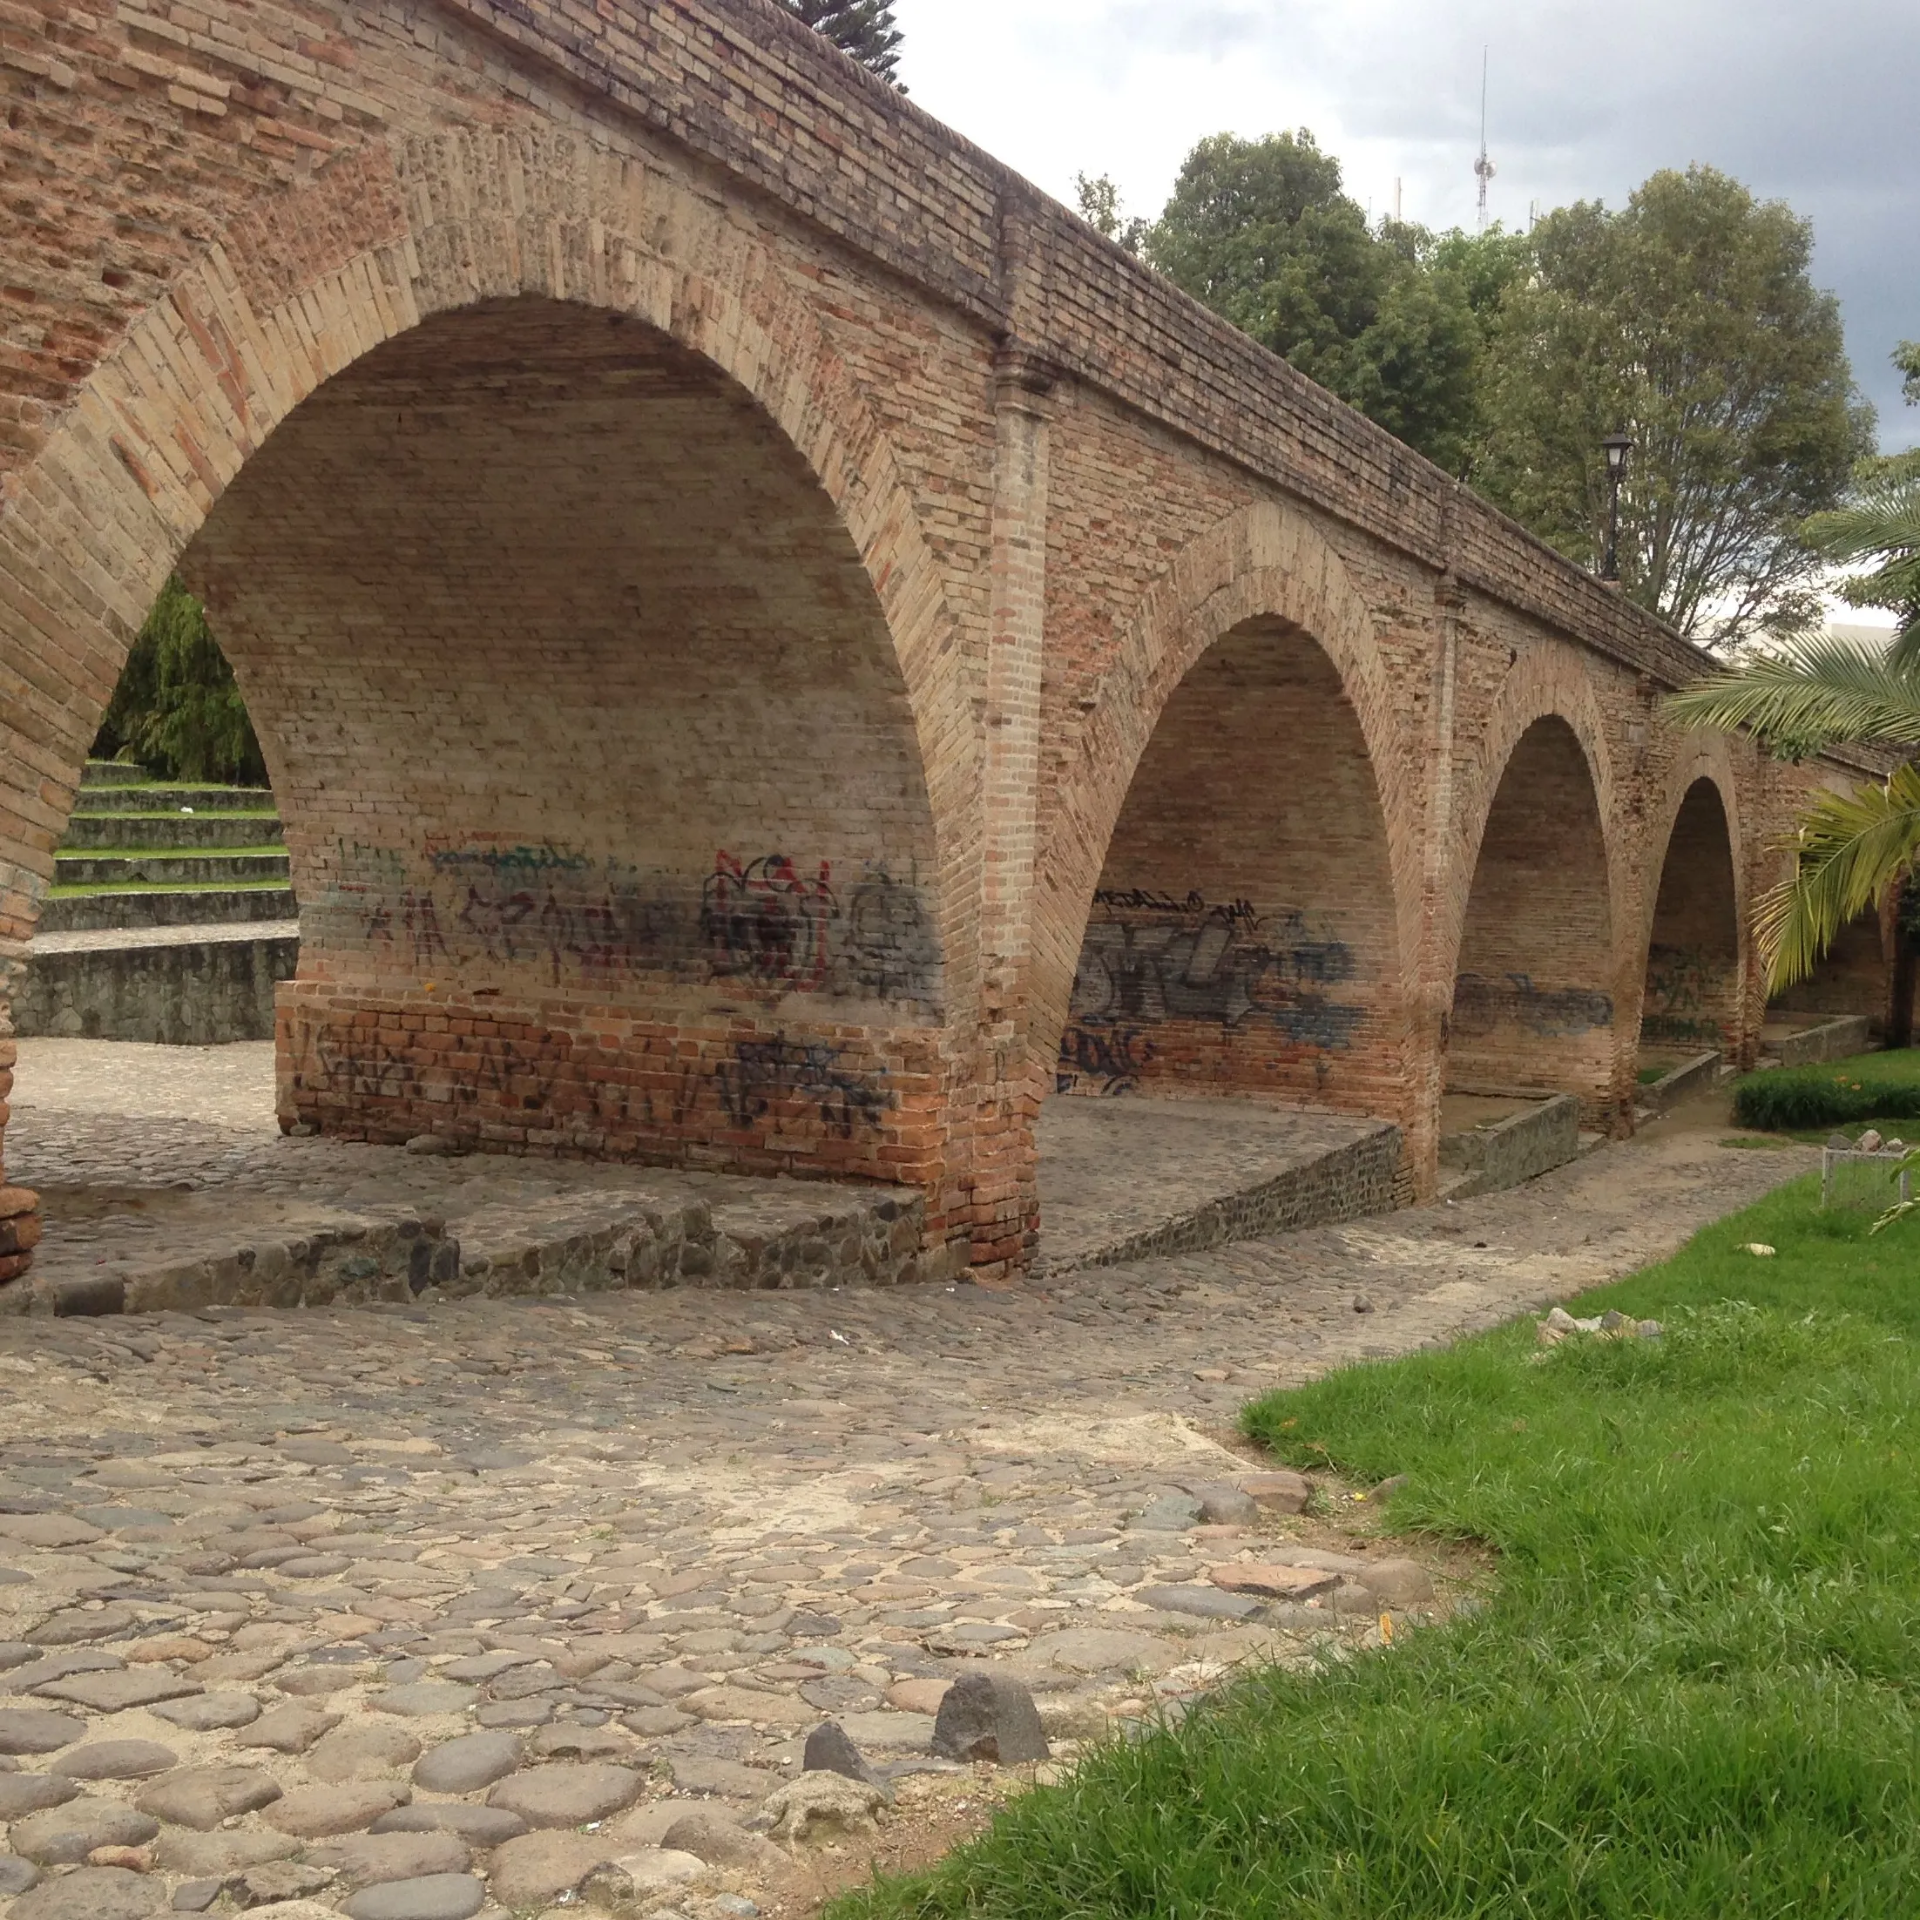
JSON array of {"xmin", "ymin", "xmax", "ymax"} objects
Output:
[{"xmin": 1059, "ymin": 888, "xmax": 1366, "ymax": 1092}]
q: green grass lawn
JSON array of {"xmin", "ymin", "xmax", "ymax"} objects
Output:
[{"xmin": 837, "ymin": 1179, "xmax": 1920, "ymax": 1918}]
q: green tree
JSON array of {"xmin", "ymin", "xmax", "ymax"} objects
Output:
[
  {"xmin": 93, "ymin": 576, "xmax": 267, "ymax": 786},
  {"xmin": 1073, "ymin": 173, "xmax": 1148, "ymax": 256},
  {"xmin": 1477, "ymin": 166, "xmax": 1873, "ymax": 647},
  {"xmin": 1143, "ymin": 131, "xmax": 1493, "ymax": 474},
  {"xmin": 781, "ymin": 0, "xmax": 903, "ymax": 86}
]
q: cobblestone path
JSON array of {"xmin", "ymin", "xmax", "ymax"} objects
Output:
[{"xmin": 0, "ymin": 1090, "xmax": 1809, "ymax": 1920}]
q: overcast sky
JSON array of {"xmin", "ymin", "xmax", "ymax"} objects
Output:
[{"xmin": 896, "ymin": 0, "xmax": 1919, "ymax": 451}]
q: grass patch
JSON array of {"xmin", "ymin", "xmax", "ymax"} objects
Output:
[
  {"xmin": 1733, "ymin": 1048, "xmax": 1920, "ymax": 1131},
  {"xmin": 836, "ymin": 1180, "xmax": 1920, "ymax": 1918},
  {"xmin": 1635, "ymin": 1064, "xmax": 1668, "ymax": 1084},
  {"xmin": 46, "ymin": 878, "xmax": 293, "ymax": 898},
  {"xmin": 54, "ymin": 845, "xmax": 290, "ymax": 862}
]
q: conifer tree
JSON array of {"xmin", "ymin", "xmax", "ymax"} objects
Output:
[{"xmin": 782, "ymin": 0, "xmax": 903, "ymax": 87}]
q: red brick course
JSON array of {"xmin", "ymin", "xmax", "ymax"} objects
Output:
[{"xmin": 0, "ymin": 0, "xmax": 1892, "ymax": 1282}]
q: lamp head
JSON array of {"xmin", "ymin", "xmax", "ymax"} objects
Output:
[{"xmin": 1602, "ymin": 432, "xmax": 1634, "ymax": 476}]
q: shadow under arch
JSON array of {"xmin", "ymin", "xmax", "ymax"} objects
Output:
[
  {"xmin": 1038, "ymin": 501, "xmax": 1417, "ymax": 1127},
  {"xmin": 1638, "ymin": 755, "xmax": 1749, "ymax": 1061},
  {"xmin": 1446, "ymin": 669, "xmax": 1624, "ymax": 1118}
]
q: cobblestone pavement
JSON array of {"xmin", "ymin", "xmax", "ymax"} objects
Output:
[{"xmin": 0, "ymin": 1050, "xmax": 1812, "ymax": 1919}]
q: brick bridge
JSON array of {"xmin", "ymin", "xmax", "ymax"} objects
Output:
[{"xmin": 0, "ymin": 0, "xmax": 1883, "ymax": 1285}]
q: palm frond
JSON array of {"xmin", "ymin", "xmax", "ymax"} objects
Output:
[
  {"xmin": 1665, "ymin": 634, "xmax": 1920, "ymax": 752},
  {"xmin": 1757, "ymin": 763, "xmax": 1920, "ymax": 989}
]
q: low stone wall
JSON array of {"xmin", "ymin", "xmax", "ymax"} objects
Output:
[
  {"xmin": 13, "ymin": 930, "xmax": 297, "ymax": 1043},
  {"xmin": 1770, "ymin": 1016, "xmax": 1873, "ymax": 1067},
  {"xmin": 1440, "ymin": 1094, "xmax": 1582, "ymax": 1199},
  {"xmin": 1640, "ymin": 1050, "xmax": 1723, "ymax": 1112},
  {"xmin": 1044, "ymin": 1121, "xmax": 1403, "ymax": 1274},
  {"xmin": 19, "ymin": 1180, "xmax": 935, "ymax": 1317}
]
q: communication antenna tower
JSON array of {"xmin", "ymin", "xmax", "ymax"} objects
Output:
[{"xmin": 1474, "ymin": 47, "xmax": 1495, "ymax": 229}]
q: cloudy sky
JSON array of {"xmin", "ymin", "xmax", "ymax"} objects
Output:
[{"xmin": 896, "ymin": 0, "xmax": 1919, "ymax": 450}]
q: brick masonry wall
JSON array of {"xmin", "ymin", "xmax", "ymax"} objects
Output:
[{"xmin": 0, "ymin": 0, "xmax": 1896, "ymax": 1285}]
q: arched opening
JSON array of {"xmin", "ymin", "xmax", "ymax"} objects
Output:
[
  {"xmin": 1057, "ymin": 616, "xmax": 1405, "ymax": 1113},
  {"xmin": 1769, "ymin": 904, "xmax": 1913, "ymax": 1047},
  {"xmin": 1641, "ymin": 779, "xmax": 1742, "ymax": 1059},
  {"xmin": 165, "ymin": 296, "xmax": 946, "ymax": 1184},
  {"xmin": 1449, "ymin": 716, "xmax": 1616, "ymax": 1111}
]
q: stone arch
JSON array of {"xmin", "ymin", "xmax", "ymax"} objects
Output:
[
  {"xmin": 1635, "ymin": 746, "xmax": 1751, "ymax": 1061},
  {"xmin": 0, "ymin": 131, "xmax": 974, "ymax": 1236},
  {"xmin": 1445, "ymin": 650, "xmax": 1626, "ymax": 1117},
  {"xmin": 1036, "ymin": 499, "xmax": 1419, "ymax": 1121}
]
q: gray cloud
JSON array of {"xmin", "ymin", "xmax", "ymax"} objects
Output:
[{"xmin": 901, "ymin": 0, "xmax": 1918, "ymax": 446}]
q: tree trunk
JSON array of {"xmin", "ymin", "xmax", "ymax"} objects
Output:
[{"xmin": 1890, "ymin": 919, "xmax": 1917, "ymax": 1052}]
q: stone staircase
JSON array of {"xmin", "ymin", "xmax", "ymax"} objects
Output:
[{"xmin": 13, "ymin": 759, "xmax": 298, "ymax": 1043}]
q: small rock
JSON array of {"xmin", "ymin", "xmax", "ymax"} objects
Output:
[
  {"xmin": 0, "ymin": 1855, "xmax": 39, "ymax": 1896},
  {"xmin": 486, "ymin": 1761, "xmax": 641, "ymax": 1828},
  {"xmin": 152, "ymin": 1829, "xmax": 298, "ymax": 1877},
  {"xmin": 152, "ymin": 1692, "xmax": 260, "ymax": 1732},
  {"xmin": 341, "ymin": 1876, "xmax": 487, "ymax": 1920},
  {"xmin": 169, "ymin": 1880, "xmax": 221, "ymax": 1914},
  {"xmin": 930, "ymin": 1672, "xmax": 1049, "ymax": 1766},
  {"xmin": 0, "ymin": 1516, "xmax": 102, "ymax": 1551},
  {"xmin": 1130, "ymin": 1493, "xmax": 1202, "ymax": 1531},
  {"xmin": 1365, "ymin": 1474, "xmax": 1409, "ymax": 1502},
  {"xmin": 239, "ymin": 1704, "xmax": 343, "ymax": 1754},
  {"xmin": 308, "ymin": 1831, "xmax": 471, "ymax": 1887},
  {"xmin": 606, "ymin": 1848, "xmax": 709, "ymax": 1896},
  {"xmin": 758, "ymin": 1771, "xmax": 887, "ymax": 1843},
  {"xmin": 1353, "ymin": 1295, "xmax": 1374, "ymax": 1314},
  {"xmin": 1241, "ymin": 1470, "xmax": 1311, "ymax": 1513},
  {"xmin": 1026, "ymin": 1627, "xmax": 1174, "ymax": 1674},
  {"xmin": 33, "ymin": 1670, "xmax": 200, "ymax": 1712},
  {"xmin": 51, "ymin": 1739, "xmax": 179, "ymax": 1781},
  {"xmin": 370, "ymin": 1682, "xmax": 478, "ymax": 1718},
  {"xmin": 1190, "ymin": 1483, "xmax": 1258, "ymax": 1525},
  {"xmin": 656, "ymin": 1808, "xmax": 785, "ymax": 1872},
  {"xmin": 1135, "ymin": 1584, "xmax": 1262, "ymax": 1621},
  {"xmin": 404, "ymin": 1134, "xmax": 458, "ymax": 1156},
  {"xmin": 1354, "ymin": 1558, "xmax": 1436, "ymax": 1606},
  {"xmin": 884, "ymin": 1678, "xmax": 947, "ymax": 1716},
  {"xmin": 9, "ymin": 1864, "xmax": 161, "ymax": 1920},
  {"xmin": 0, "ymin": 1707, "xmax": 86, "ymax": 1755},
  {"xmin": 307, "ymin": 1721, "xmax": 423, "ymax": 1782},
  {"xmin": 487, "ymin": 1829, "xmax": 623, "ymax": 1907},
  {"xmin": 1858, "ymin": 1129, "xmax": 1884, "ymax": 1152},
  {"xmin": 0, "ymin": 1772, "xmax": 80, "ymax": 1816},
  {"xmin": 137, "ymin": 1765, "xmax": 284, "ymax": 1831},
  {"xmin": 266, "ymin": 1780, "xmax": 411, "ymax": 1838},
  {"xmin": 8, "ymin": 1796, "xmax": 161, "ymax": 1865},
  {"xmin": 370, "ymin": 1804, "xmax": 528, "ymax": 1846},
  {"xmin": 527, "ymin": 1720, "xmax": 632, "ymax": 1761},
  {"xmin": 802, "ymin": 1720, "xmax": 872, "ymax": 1782},
  {"xmin": 1210, "ymin": 1563, "xmax": 1341, "ymax": 1601},
  {"xmin": 239, "ymin": 1861, "xmax": 337, "ymax": 1905}
]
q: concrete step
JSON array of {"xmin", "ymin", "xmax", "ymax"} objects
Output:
[
  {"xmin": 12, "ymin": 921, "xmax": 299, "ymax": 1044},
  {"xmin": 55, "ymin": 850, "xmax": 291, "ymax": 887},
  {"xmin": 40, "ymin": 884, "xmax": 298, "ymax": 933},
  {"xmin": 61, "ymin": 811, "xmax": 283, "ymax": 852},
  {"xmin": 79, "ymin": 759, "xmax": 150, "ymax": 788},
  {"xmin": 75, "ymin": 782, "xmax": 276, "ymax": 815}
]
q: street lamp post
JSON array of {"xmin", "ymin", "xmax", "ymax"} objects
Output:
[{"xmin": 1601, "ymin": 432, "xmax": 1634, "ymax": 582}]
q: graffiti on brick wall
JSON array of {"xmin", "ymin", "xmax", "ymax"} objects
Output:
[
  {"xmin": 1452, "ymin": 972, "xmax": 1614, "ymax": 1038},
  {"xmin": 323, "ymin": 842, "xmax": 939, "ymax": 1007},
  {"xmin": 304, "ymin": 1023, "xmax": 895, "ymax": 1143},
  {"xmin": 1058, "ymin": 889, "xmax": 1365, "ymax": 1092},
  {"xmin": 1642, "ymin": 944, "xmax": 1733, "ymax": 1046}
]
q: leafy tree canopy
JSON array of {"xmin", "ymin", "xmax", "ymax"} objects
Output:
[
  {"xmin": 1141, "ymin": 132, "xmax": 1517, "ymax": 475},
  {"xmin": 1475, "ymin": 166, "xmax": 1873, "ymax": 648},
  {"xmin": 93, "ymin": 577, "xmax": 266, "ymax": 786},
  {"xmin": 782, "ymin": 0, "xmax": 903, "ymax": 87}
]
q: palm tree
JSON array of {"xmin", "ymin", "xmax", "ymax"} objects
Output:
[{"xmin": 1665, "ymin": 453, "xmax": 1920, "ymax": 1007}]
